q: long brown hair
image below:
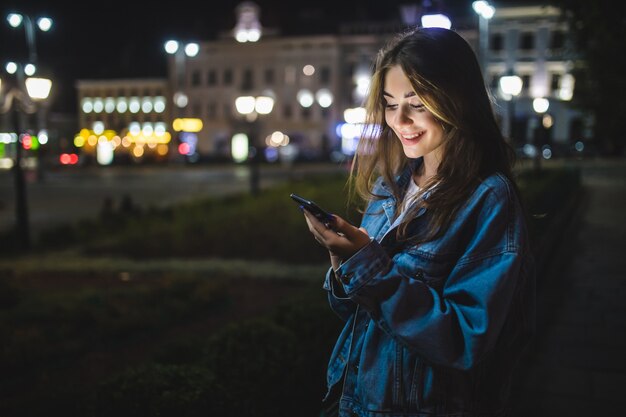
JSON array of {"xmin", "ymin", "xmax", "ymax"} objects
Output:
[{"xmin": 350, "ymin": 27, "xmax": 517, "ymax": 243}]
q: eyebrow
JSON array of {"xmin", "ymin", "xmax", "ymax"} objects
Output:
[{"xmin": 383, "ymin": 91, "xmax": 417, "ymax": 99}]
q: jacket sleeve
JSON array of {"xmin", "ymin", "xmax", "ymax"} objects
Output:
[
  {"xmin": 333, "ymin": 189, "xmax": 530, "ymax": 370},
  {"xmin": 323, "ymin": 266, "xmax": 358, "ymax": 322}
]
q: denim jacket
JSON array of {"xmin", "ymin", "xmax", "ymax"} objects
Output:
[{"xmin": 322, "ymin": 163, "xmax": 535, "ymax": 417}]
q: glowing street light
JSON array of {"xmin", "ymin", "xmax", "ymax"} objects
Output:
[
  {"xmin": 234, "ymin": 94, "xmax": 275, "ymax": 196},
  {"xmin": 6, "ymin": 12, "xmax": 53, "ymax": 65},
  {"xmin": 499, "ymin": 74, "xmax": 523, "ymax": 142},
  {"xmin": 234, "ymin": 2, "xmax": 262, "ymax": 43},
  {"xmin": 0, "ymin": 69, "xmax": 52, "ymax": 251},
  {"xmin": 164, "ymin": 39, "xmax": 199, "ymax": 109},
  {"xmin": 421, "ymin": 14, "xmax": 452, "ymax": 29},
  {"xmin": 472, "ymin": 1, "xmax": 495, "ymax": 78}
]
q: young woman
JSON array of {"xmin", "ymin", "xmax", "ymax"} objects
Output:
[{"xmin": 301, "ymin": 27, "xmax": 535, "ymax": 417}]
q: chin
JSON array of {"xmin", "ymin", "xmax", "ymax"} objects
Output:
[{"xmin": 401, "ymin": 147, "xmax": 425, "ymax": 159}]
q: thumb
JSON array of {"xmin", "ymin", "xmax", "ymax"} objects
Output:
[{"xmin": 332, "ymin": 216, "xmax": 366, "ymax": 240}]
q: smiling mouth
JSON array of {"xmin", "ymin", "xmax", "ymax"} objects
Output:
[{"xmin": 401, "ymin": 131, "xmax": 425, "ymax": 141}]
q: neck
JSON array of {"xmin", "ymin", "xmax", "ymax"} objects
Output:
[{"xmin": 413, "ymin": 156, "xmax": 438, "ymax": 187}]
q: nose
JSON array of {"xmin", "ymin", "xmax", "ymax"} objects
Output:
[{"xmin": 393, "ymin": 104, "xmax": 412, "ymax": 126}]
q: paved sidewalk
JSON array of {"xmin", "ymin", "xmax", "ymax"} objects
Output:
[{"xmin": 512, "ymin": 158, "xmax": 626, "ymax": 417}]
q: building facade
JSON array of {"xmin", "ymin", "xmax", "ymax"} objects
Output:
[
  {"xmin": 74, "ymin": 79, "xmax": 171, "ymax": 165},
  {"xmin": 483, "ymin": 5, "xmax": 586, "ymax": 155},
  {"xmin": 72, "ymin": 2, "xmax": 584, "ymax": 165}
]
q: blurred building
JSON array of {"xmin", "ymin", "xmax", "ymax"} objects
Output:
[
  {"xmin": 71, "ymin": 2, "xmax": 584, "ymax": 165},
  {"xmin": 74, "ymin": 79, "xmax": 171, "ymax": 165},
  {"xmin": 484, "ymin": 4, "xmax": 587, "ymax": 156}
]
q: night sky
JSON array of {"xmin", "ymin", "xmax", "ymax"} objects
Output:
[{"xmin": 0, "ymin": 0, "xmax": 508, "ymax": 113}]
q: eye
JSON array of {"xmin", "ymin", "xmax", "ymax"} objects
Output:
[
  {"xmin": 411, "ymin": 104, "xmax": 426, "ymax": 112},
  {"xmin": 385, "ymin": 103, "xmax": 398, "ymax": 110}
]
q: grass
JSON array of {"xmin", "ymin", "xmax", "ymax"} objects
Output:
[{"xmin": 0, "ymin": 165, "xmax": 583, "ymax": 417}]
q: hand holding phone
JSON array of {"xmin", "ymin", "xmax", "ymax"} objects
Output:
[{"xmin": 290, "ymin": 193, "xmax": 334, "ymax": 226}]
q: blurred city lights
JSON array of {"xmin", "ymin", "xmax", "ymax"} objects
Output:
[
  {"xmin": 231, "ymin": 133, "xmax": 249, "ymax": 162},
  {"xmin": 255, "ymin": 96, "xmax": 274, "ymax": 114},
  {"xmin": 24, "ymin": 64, "xmax": 36, "ymax": 76},
  {"xmin": 24, "ymin": 77, "xmax": 51, "ymax": 100},
  {"xmin": 235, "ymin": 96, "xmax": 256, "ymax": 114},
  {"xmin": 297, "ymin": 89, "xmax": 314, "ymax": 108},
  {"xmin": 421, "ymin": 14, "xmax": 452, "ymax": 29},
  {"xmin": 164, "ymin": 40, "xmax": 179, "ymax": 54},
  {"xmin": 343, "ymin": 107, "xmax": 366, "ymax": 124},
  {"xmin": 472, "ymin": 1, "xmax": 495, "ymax": 19},
  {"xmin": 303, "ymin": 65, "xmax": 315, "ymax": 76},
  {"xmin": 499, "ymin": 75, "xmax": 523, "ymax": 100},
  {"xmin": 184, "ymin": 43, "xmax": 200, "ymax": 57},
  {"xmin": 59, "ymin": 153, "xmax": 79, "ymax": 165},
  {"xmin": 5, "ymin": 61, "xmax": 18, "ymax": 74},
  {"xmin": 533, "ymin": 97, "xmax": 550, "ymax": 113},
  {"xmin": 316, "ymin": 89, "xmax": 333, "ymax": 108}
]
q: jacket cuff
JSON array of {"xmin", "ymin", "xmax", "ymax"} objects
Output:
[{"xmin": 334, "ymin": 239, "xmax": 389, "ymax": 294}]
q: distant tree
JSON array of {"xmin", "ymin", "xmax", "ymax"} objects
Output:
[{"xmin": 553, "ymin": 0, "xmax": 626, "ymax": 155}]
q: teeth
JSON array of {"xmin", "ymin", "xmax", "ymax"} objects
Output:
[{"xmin": 403, "ymin": 131, "xmax": 423, "ymax": 139}]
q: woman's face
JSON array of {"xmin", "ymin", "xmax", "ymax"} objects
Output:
[{"xmin": 383, "ymin": 65, "xmax": 445, "ymax": 161}]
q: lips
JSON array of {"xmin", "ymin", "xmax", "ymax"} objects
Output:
[{"xmin": 400, "ymin": 130, "xmax": 425, "ymax": 142}]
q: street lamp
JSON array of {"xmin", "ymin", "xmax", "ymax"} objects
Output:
[
  {"xmin": 0, "ymin": 69, "xmax": 52, "ymax": 251},
  {"xmin": 499, "ymin": 73, "xmax": 523, "ymax": 144},
  {"xmin": 164, "ymin": 40, "xmax": 199, "ymax": 111},
  {"xmin": 472, "ymin": 1, "xmax": 495, "ymax": 79},
  {"xmin": 6, "ymin": 13, "xmax": 53, "ymax": 65},
  {"xmin": 532, "ymin": 97, "xmax": 551, "ymax": 171},
  {"xmin": 234, "ymin": 95, "xmax": 275, "ymax": 196},
  {"xmin": 164, "ymin": 39, "xmax": 199, "ymax": 161},
  {"xmin": 420, "ymin": 14, "xmax": 452, "ymax": 29},
  {"xmin": 7, "ymin": 12, "xmax": 53, "ymax": 181}
]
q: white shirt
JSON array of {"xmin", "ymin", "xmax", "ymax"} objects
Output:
[{"xmin": 401, "ymin": 179, "xmax": 422, "ymax": 214}]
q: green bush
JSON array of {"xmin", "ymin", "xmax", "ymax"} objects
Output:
[
  {"xmin": 88, "ymin": 363, "xmax": 226, "ymax": 417},
  {"xmin": 33, "ymin": 173, "xmax": 359, "ymax": 263},
  {"xmin": 203, "ymin": 318, "xmax": 300, "ymax": 417},
  {"xmin": 516, "ymin": 166, "xmax": 582, "ymax": 243}
]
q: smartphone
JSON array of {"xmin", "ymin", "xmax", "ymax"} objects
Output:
[{"xmin": 290, "ymin": 193, "xmax": 334, "ymax": 225}]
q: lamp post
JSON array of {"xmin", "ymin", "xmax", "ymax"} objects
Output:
[
  {"xmin": 472, "ymin": 1, "xmax": 495, "ymax": 79},
  {"xmin": 0, "ymin": 69, "xmax": 52, "ymax": 251},
  {"xmin": 7, "ymin": 12, "xmax": 53, "ymax": 181},
  {"xmin": 6, "ymin": 13, "xmax": 53, "ymax": 65},
  {"xmin": 499, "ymin": 74, "xmax": 523, "ymax": 144},
  {"xmin": 234, "ymin": 95, "xmax": 274, "ymax": 196},
  {"xmin": 532, "ymin": 97, "xmax": 550, "ymax": 172},
  {"xmin": 164, "ymin": 40, "xmax": 199, "ymax": 112},
  {"xmin": 164, "ymin": 39, "xmax": 199, "ymax": 160}
]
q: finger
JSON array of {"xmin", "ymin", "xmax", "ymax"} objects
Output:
[
  {"xmin": 303, "ymin": 211, "xmax": 330, "ymax": 243},
  {"xmin": 332, "ymin": 215, "xmax": 362, "ymax": 239}
]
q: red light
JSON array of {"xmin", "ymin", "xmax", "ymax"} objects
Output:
[
  {"xmin": 22, "ymin": 134, "xmax": 32, "ymax": 150},
  {"xmin": 178, "ymin": 142, "xmax": 190, "ymax": 155},
  {"xmin": 59, "ymin": 153, "xmax": 78, "ymax": 165}
]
